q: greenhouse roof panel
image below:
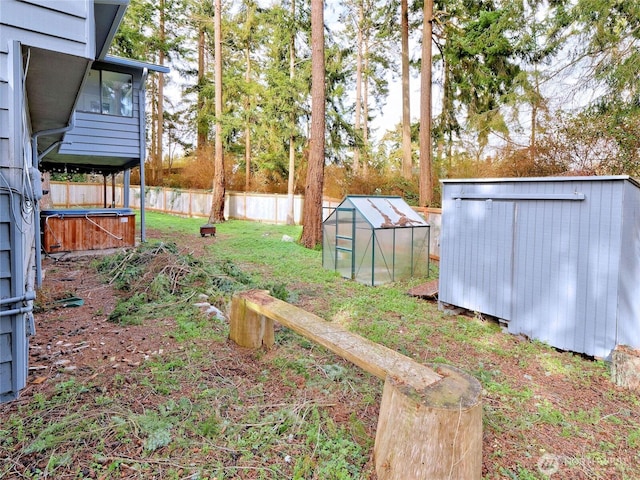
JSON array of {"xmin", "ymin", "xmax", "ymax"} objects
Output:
[{"xmin": 346, "ymin": 196, "xmax": 428, "ymax": 228}]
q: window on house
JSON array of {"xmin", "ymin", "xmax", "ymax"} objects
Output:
[{"xmin": 78, "ymin": 69, "xmax": 133, "ymax": 117}]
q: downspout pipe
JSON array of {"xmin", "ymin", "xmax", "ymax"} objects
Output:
[
  {"xmin": 0, "ymin": 291, "xmax": 36, "ymax": 306},
  {"xmin": 123, "ymin": 169, "xmax": 130, "ymax": 207},
  {"xmin": 0, "ymin": 305, "xmax": 34, "ymax": 318},
  {"xmin": 139, "ymin": 68, "xmax": 148, "ymax": 242},
  {"xmin": 38, "ymin": 139, "xmax": 68, "ymax": 159},
  {"xmin": 31, "ymin": 115, "xmax": 76, "ymax": 287}
]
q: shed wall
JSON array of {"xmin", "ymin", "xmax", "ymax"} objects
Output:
[
  {"xmin": 439, "ymin": 199, "xmax": 514, "ymax": 319},
  {"xmin": 440, "ymin": 178, "xmax": 630, "ymax": 358},
  {"xmin": 617, "ymin": 181, "xmax": 640, "ymax": 348},
  {"xmin": 510, "ymin": 180, "xmax": 622, "ymax": 357}
]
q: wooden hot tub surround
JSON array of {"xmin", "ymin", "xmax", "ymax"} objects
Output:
[{"xmin": 41, "ymin": 209, "xmax": 135, "ymax": 253}]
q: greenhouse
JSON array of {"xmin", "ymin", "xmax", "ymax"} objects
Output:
[{"xmin": 322, "ymin": 196, "xmax": 430, "ymax": 286}]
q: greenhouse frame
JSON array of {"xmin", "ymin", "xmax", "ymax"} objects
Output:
[{"xmin": 322, "ymin": 196, "xmax": 430, "ymax": 286}]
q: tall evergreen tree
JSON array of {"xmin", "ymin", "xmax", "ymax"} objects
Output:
[
  {"xmin": 339, "ymin": 0, "xmax": 397, "ymax": 176},
  {"xmin": 191, "ymin": 0, "xmax": 215, "ymax": 153},
  {"xmin": 208, "ymin": 0, "xmax": 225, "ymax": 223},
  {"xmin": 514, "ymin": 0, "xmax": 570, "ymax": 166},
  {"xmin": 112, "ymin": 0, "xmax": 189, "ymax": 186},
  {"xmin": 418, "ymin": 0, "xmax": 433, "ymax": 206},
  {"xmin": 401, "ymin": 0, "xmax": 412, "ymax": 179},
  {"xmin": 431, "ymin": 0, "xmax": 524, "ymax": 164},
  {"xmin": 572, "ymin": 0, "xmax": 640, "ymax": 106},
  {"xmin": 287, "ymin": 0, "xmax": 299, "ymax": 225},
  {"xmin": 301, "ymin": 0, "xmax": 326, "ymax": 248}
]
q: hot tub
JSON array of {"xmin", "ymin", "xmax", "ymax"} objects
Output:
[{"xmin": 41, "ymin": 208, "xmax": 135, "ymax": 253}]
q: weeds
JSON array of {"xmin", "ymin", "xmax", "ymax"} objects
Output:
[
  {"xmin": 3, "ymin": 214, "xmax": 640, "ymax": 479},
  {"xmin": 96, "ymin": 240, "xmax": 293, "ymax": 327}
]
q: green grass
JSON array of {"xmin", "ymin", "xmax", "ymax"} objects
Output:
[{"xmin": 3, "ymin": 212, "xmax": 640, "ymax": 479}]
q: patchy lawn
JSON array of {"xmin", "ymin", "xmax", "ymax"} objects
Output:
[{"xmin": 1, "ymin": 214, "xmax": 639, "ymax": 479}]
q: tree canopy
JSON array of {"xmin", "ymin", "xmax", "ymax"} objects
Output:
[{"xmin": 114, "ymin": 0, "xmax": 640, "ymax": 212}]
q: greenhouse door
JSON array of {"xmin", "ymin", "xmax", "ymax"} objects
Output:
[{"xmin": 334, "ymin": 207, "xmax": 356, "ymax": 280}]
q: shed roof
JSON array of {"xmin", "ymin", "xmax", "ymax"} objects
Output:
[
  {"xmin": 337, "ymin": 195, "xmax": 428, "ymax": 229},
  {"xmin": 441, "ymin": 175, "xmax": 640, "ymax": 188}
]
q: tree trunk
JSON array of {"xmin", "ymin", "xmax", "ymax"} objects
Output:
[
  {"xmin": 530, "ymin": 69, "xmax": 539, "ymax": 167},
  {"xmin": 353, "ymin": 0, "xmax": 363, "ymax": 175},
  {"xmin": 441, "ymin": 58, "xmax": 452, "ymax": 170},
  {"xmin": 300, "ymin": 0, "xmax": 325, "ymax": 249},
  {"xmin": 286, "ymin": 0, "xmax": 297, "ymax": 225},
  {"xmin": 155, "ymin": 0, "xmax": 166, "ymax": 185},
  {"xmin": 209, "ymin": 0, "xmax": 225, "ymax": 223},
  {"xmin": 197, "ymin": 25, "xmax": 208, "ymax": 151},
  {"xmin": 419, "ymin": 0, "xmax": 433, "ymax": 207},
  {"xmin": 245, "ymin": 46, "xmax": 252, "ymax": 192},
  {"xmin": 362, "ymin": 35, "xmax": 369, "ymax": 179},
  {"xmin": 374, "ymin": 367, "xmax": 483, "ymax": 479},
  {"xmin": 401, "ymin": 0, "xmax": 412, "ymax": 179}
]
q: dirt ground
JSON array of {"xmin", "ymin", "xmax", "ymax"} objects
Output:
[
  {"xmin": 29, "ymin": 254, "xmax": 170, "ymax": 397},
  {"xmin": 4, "ymin": 231, "xmax": 381, "ymax": 478},
  {"xmin": 3, "ymin": 228, "xmax": 640, "ymax": 479},
  {"xmin": 28, "ymin": 229, "xmax": 218, "ymax": 394}
]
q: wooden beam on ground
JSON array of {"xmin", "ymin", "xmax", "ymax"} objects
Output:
[
  {"xmin": 231, "ymin": 290, "xmax": 441, "ymax": 390},
  {"xmin": 229, "ymin": 289, "xmax": 482, "ymax": 480}
]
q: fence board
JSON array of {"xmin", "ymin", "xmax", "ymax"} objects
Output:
[{"xmin": 49, "ymin": 182, "xmax": 441, "ymax": 259}]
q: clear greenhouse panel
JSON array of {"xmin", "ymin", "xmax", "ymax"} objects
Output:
[
  {"xmin": 322, "ymin": 196, "xmax": 430, "ymax": 286},
  {"xmin": 347, "ymin": 196, "xmax": 427, "ymax": 228}
]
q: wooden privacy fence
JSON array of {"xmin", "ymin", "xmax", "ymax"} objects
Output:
[
  {"xmin": 229, "ymin": 290, "xmax": 482, "ymax": 480},
  {"xmin": 49, "ymin": 182, "xmax": 443, "ymax": 259}
]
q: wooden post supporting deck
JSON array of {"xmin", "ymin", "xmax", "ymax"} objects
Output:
[{"xmin": 229, "ymin": 290, "xmax": 482, "ymax": 480}]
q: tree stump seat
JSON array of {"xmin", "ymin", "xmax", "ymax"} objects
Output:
[{"xmin": 229, "ymin": 289, "xmax": 483, "ymax": 480}]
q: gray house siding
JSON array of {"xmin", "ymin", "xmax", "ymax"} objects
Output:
[
  {"xmin": 0, "ymin": 0, "xmax": 93, "ymax": 402},
  {"xmin": 59, "ymin": 105, "xmax": 141, "ymax": 158},
  {"xmin": 1, "ymin": 0, "xmax": 164, "ymax": 402},
  {"xmin": 0, "ymin": 0, "xmax": 92, "ymax": 58},
  {"xmin": 439, "ymin": 177, "xmax": 638, "ymax": 359},
  {"xmin": 1, "ymin": 49, "xmax": 9, "ymax": 168},
  {"xmin": 0, "ymin": 38, "xmax": 35, "ymax": 401},
  {"xmin": 0, "ymin": 193, "xmax": 30, "ymax": 403}
]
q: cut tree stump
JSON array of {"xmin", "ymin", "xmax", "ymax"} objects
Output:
[
  {"xmin": 612, "ymin": 345, "xmax": 640, "ymax": 390},
  {"xmin": 375, "ymin": 365, "xmax": 482, "ymax": 479},
  {"xmin": 229, "ymin": 290, "xmax": 483, "ymax": 480}
]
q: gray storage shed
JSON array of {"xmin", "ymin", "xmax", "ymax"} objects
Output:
[
  {"xmin": 438, "ymin": 176, "xmax": 640, "ymax": 359},
  {"xmin": 322, "ymin": 195, "xmax": 430, "ymax": 286}
]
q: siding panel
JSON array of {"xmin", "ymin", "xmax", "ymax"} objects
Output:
[
  {"xmin": 618, "ymin": 182, "xmax": 640, "ymax": 348},
  {"xmin": 0, "ymin": 0, "xmax": 91, "ymax": 58},
  {"xmin": 439, "ymin": 197, "xmax": 514, "ymax": 319},
  {"xmin": 2, "ymin": 1, "xmax": 87, "ymax": 43},
  {"xmin": 60, "ymin": 103, "xmax": 141, "ymax": 157},
  {"xmin": 21, "ymin": 0, "xmax": 88, "ymax": 18}
]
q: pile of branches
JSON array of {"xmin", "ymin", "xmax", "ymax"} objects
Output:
[
  {"xmin": 96, "ymin": 242, "xmax": 200, "ymax": 297},
  {"xmin": 94, "ymin": 242, "xmax": 289, "ymax": 324}
]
